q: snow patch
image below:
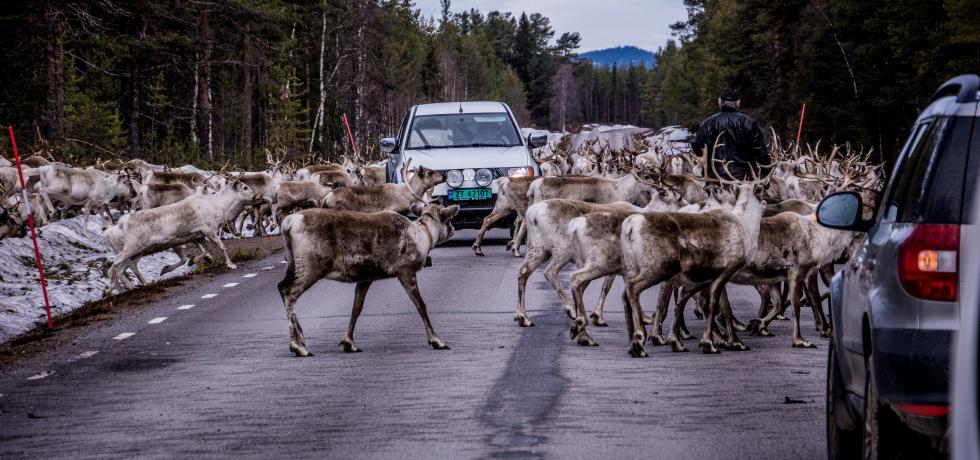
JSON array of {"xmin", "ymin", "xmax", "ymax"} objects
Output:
[{"xmin": 0, "ymin": 216, "xmax": 192, "ymax": 343}]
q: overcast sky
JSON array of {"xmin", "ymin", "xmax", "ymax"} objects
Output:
[{"xmin": 413, "ymin": 0, "xmax": 688, "ymax": 53}]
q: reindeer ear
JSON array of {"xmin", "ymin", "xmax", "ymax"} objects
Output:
[{"xmin": 439, "ymin": 205, "xmax": 460, "ymax": 222}]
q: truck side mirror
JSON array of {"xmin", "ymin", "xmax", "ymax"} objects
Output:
[
  {"xmin": 380, "ymin": 138, "xmax": 397, "ymax": 155},
  {"xmin": 527, "ymin": 131, "xmax": 548, "ymax": 149}
]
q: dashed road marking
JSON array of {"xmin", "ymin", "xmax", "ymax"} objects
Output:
[
  {"xmin": 262, "ymin": 266, "xmax": 274, "ymax": 270},
  {"xmin": 113, "ymin": 332, "xmax": 135, "ymax": 340},
  {"xmin": 27, "ymin": 371, "xmax": 54, "ymax": 380},
  {"xmin": 177, "ymin": 304, "xmax": 195, "ymax": 310},
  {"xmin": 79, "ymin": 351, "xmax": 99, "ymax": 359},
  {"xmin": 148, "ymin": 317, "xmax": 167, "ymax": 324},
  {"xmin": 223, "ymin": 282, "xmax": 239, "ymax": 288},
  {"xmin": 279, "ymin": 260, "xmax": 287, "ymax": 264},
  {"xmin": 201, "ymin": 294, "xmax": 218, "ymax": 299},
  {"xmin": 243, "ymin": 273, "xmax": 257, "ymax": 278}
]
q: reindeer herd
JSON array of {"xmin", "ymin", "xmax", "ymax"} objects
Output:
[{"xmin": 0, "ymin": 127, "xmax": 884, "ymax": 359}]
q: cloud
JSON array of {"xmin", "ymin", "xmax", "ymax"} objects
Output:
[{"xmin": 413, "ymin": 0, "xmax": 688, "ymax": 52}]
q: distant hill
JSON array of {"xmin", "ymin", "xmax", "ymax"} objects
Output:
[{"xmin": 578, "ymin": 46, "xmax": 656, "ymax": 68}]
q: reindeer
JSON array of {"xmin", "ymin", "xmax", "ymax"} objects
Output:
[
  {"xmin": 37, "ymin": 165, "xmax": 140, "ymax": 236},
  {"xmin": 619, "ymin": 165, "xmax": 770, "ymax": 356},
  {"xmin": 103, "ymin": 180, "xmax": 263, "ymax": 295},
  {"xmin": 321, "ymin": 159, "xmax": 444, "ymax": 214},
  {"xmin": 277, "ymin": 203, "xmax": 460, "ymax": 356},
  {"xmin": 514, "ymin": 199, "xmax": 643, "ymax": 328},
  {"xmin": 272, "ymin": 180, "xmax": 332, "ymax": 223}
]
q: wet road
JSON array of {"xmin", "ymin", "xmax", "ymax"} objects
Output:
[{"xmin": 0, "ymin": 229, "xmax": 827, "ymax": 459}]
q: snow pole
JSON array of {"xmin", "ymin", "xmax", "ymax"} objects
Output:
[
  {"xmin": 7, "ymin": 126, "xmax": 53, "ymax": 329},
  {"xmin": 796, "ymin": 103, "xmax": 807, "ymax": 144},
  {"xmin": 342, "ymin": 113, "xmax": 359, "ymax": 156}
]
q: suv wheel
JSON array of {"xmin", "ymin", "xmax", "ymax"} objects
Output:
[
  {"xmin": 827, "ymin": 344, "xmax": 861, "ymax": 459},
  {"xmin": 863, "ymin": 354, "xmax": 934, "ymax": 459}
]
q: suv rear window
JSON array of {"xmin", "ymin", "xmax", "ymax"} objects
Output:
[{"xmin": 890, "ymin": 116, "xmax": 977, "ymax": 223}]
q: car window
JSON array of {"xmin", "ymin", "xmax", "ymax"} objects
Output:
[
  {"xmin": 396, "ymin": 111, "xmax": 410, "ymax": 150},
  {"xmin": 889, "ymin": 117, "xmax": 948, "ymax": 222},
  {"xmin": 963, "ymin": 110, "xmax": 980, "ymax": 223},
  {"xmin": 878, "ymin": 120, "xmax": 931, "ymax": 222},
  {"xmin": 406, "ymin": 113, "xmax": 521, "ymax": 149}
]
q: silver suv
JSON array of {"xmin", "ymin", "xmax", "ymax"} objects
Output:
[{"xmin": 817, "ymin": 74, "xmax": 979, "ymax": 458}]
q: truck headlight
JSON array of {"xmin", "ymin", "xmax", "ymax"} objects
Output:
[
  {"xmin": 475, "ymin": 168, "xmax": 493, "ymax": 187},
  {"xmin": 446, "ymin": 169, "xmax": 464, "ymax": 188},
  {"xmin": 508, "ymin": 167, "xmax": 534, "ymax": 177}
]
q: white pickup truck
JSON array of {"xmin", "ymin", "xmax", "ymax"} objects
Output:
[{"xmin": 382, "ymin": 101, "xmax": 546, "ymax": 229}]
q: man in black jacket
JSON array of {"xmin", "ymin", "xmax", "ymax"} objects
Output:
[{"xmin": 690, "ymin": 90, "xmax": 770, "ymax": 180}]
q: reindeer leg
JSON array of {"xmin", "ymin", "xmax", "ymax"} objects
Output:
[
  {"xmin": 542, "ymin": 253, "xmax": 574, "ymax": 319},
  {"xmin": 473, "ymin": 207, "xmax": 511, "ymax": 256},
  {"xmin": 648, "ymin": 282, "xmax": 674, "ymax": 345},
  {"xmin": 668, "ymin": 287, "xmax": 698, "ymax": 352},
  {"xmin": 699, "ymin": 279, "xmax": 726, "ymax": 354},
  {"xmin": 204, "ymin": 230, "xmax": 237, "ymax": 270},
  {"xmin": 277, "ymin": 255, "xmax": 319, "ymax": 357},
  {"xmin": 568, "ymin": 266, "xmax": 605, "ymax": 346},
  {"xmin": 590, "ymin": 274, "xmax": 615, "ymax": 327},
  {"xmin": 340, "ymin": 281, "xmax": 373, "ymax": 353},
  {"xmin": 161, "ymin": 246, "xmax": 188, "ymax": 276},
  {"xmin": 81, "ymin": 204, "xmax": 92, "ymax": 237},
  {"xmin": 397, "ymin": 272, "xmax": 448, "ymax": 350},
  {"xmin": 805, "ymin": 272, "xmax": 831, "ymax": 338},
  {"xmin": 718, "ymin": 287, "xmax": 748, "ymax": 351},
  {"xmin": 624, "ymin": 278, "xmax": 655, "ymax": 357},
  {"xmin": 789, "ymin": 274, "xmax": 816, "ymax": 348},
  {"xmin": 510, "ymin": 216, "xmax": 527, "ymax": 257},
  {"xmin": 515, "ymin": 248, "xmax": 548, "ymax": 327}
]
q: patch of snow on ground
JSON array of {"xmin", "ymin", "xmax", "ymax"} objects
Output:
[
  {"xmin": 646, "ymin": 125, "xmax": 692, "ymax": 155},
  {"xmin": 0, "ymin": 216, "xmax": 192, "ymax": 342}
]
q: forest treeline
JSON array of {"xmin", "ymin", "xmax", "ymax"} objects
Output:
[{"xmin": 0, "ymin": 0, "xmax": 977, "ymax": 167}]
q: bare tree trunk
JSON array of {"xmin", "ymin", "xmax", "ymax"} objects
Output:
[
  {"xmin": 196, "ymin": 12, "xmax": 213, "ymax": 158},
  {"xmin": 353, "ymin": 0, "xmax": 367, "ymax": 151},
  {"xmin": 310, "ymin": 10, "xmax": 327, "ymax": 153},
  {"xmin": 241, "ymin": 25, "xmax": 253, "ymax": 155},
  {"xmin": 44, "ymin": 6, "xmax": 66, "ymax": 143}
]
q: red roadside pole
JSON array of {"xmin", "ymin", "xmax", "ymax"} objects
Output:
[
  {"xmin": 7, "ymin": 126, "xmax": 53, "ymax": 329},
  {"xmin": 796, "ymin": 103, "xmax": 807, "ymax": 143},
  {"xmin": 342, "ymin": 113, "xmax": 359, "ymax": 155}
]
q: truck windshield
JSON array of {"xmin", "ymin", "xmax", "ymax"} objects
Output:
[{"xmin": 406, "ymin": 113, "xmax": 522, "ymax": 150}]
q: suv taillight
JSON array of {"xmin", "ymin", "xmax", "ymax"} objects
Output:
[{"xmin": 897, "ymin": 224, "xmax": 959, "ymax": 302}]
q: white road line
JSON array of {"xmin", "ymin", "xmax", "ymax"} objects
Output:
[
  {"xmin": 262, "ymin": 266, "xmax": 274, "ymax": 270},
  {"xmin": 242, "ymin": 273, "xmax": 257, "ymax": 278},
  {"xmin": 113, "ymin": 332, "xmax": 135, "ymax": 340},
  {"xmin": 279, "ymin": 260, "xmax": 287, "ymax": 264},
  {"xmin": 79, "ymin": 351, "xmax": 99, "ymax": 359},
  {"xmin": 201, "ymin": 294, "xmax": 218, "ymax": 299},
  {"xmin": 223, "ymin": 282, "xmax": 239, "ymax": 288},
  {"xmin": 177, "ymin": 304, "xmax": 195, "ymax": 310},
  {"xmin": 27, "ymin": 371, "xmax": 54, "ymax": 380},
  {"xmin": 148, "ymin": 317, "xmax": 167, "ymax": 324}
]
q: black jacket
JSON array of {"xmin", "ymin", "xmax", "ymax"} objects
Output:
[{"xmin": 690, "ymin": 109, "xmax": 769, "ymax": 180}]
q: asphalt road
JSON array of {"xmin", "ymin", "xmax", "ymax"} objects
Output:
[{"xmin": 0, "ymin": 229, "xmax": 827, "ymax": 459}]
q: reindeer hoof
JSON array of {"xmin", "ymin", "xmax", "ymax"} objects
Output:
[
  {"xmin": 429, "ymin": 338, "xmax": 450, "ymax": 350},
  {"xmin": 473, "ymin": 247, "xmax": 484, "ymax": 257},
  {"xmin": 669, "ymin": 339, "xmax": 689, "ymax": 353},
  {"xmin": 727, "ymin": 341, "xmax": 749, "ymax": 351},
  {"xmin": 589, "ymin": 312, "xmax": 608, "ymax": 327},
  {"xmin": 575, "ymin": 331, "xmax": 598, "ymax": 347},
  {"xmin": 505, "ymin": 241, "xmax": 514, "ymax": 251},
  {"xmin": 290, "ymin": 342, "xmax": 313, "ymax": 357},
  {"xmin": 628, "ymin": 341, "xmax": 648, "ymax": 357},
  {"xmin": 647, "ymin": 334, "xmax": 667, "ymax": 346},
  {"xmin": 699, "ymin": 340, "xmax": 720, "ymax": 354},
  {"xmin": 514, "ymin": 313, "xmax": 534, "ymax": 327},
  {"xmin": 562, "ymin": 306, "xmax": 576, "ymax": 320},
  {"xmin": 820, "ymin": 329, "xmax": 833, "ymax": 338},
  {"xmin": 792, "ymin": 340, "xmax": 817, "ymax": 349},
  {"xmin": 734, "ymin": 321, "xmax": 747, "ymax": 332},
  {"xmin": 642, "ymin": 314, "xmax": 653, "ymax": 325},
  {"xmin": 339, "ymin": 339, "xmax": 361, "ymax": 353},
  {"xmin": 693, "ymin": 309, "xmax": 704, "ymax": 320},
  {"xmin": 776, "ymin": 314, "xmax": 789, "ymax": 321}
]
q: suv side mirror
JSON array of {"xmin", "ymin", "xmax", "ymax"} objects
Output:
[
  {"xmin": 380, "ymin": 137, "xmax": 397, "ymax": 155},
  {"xmin": 527, "ymin": 131, "xmax": 548, "ymax": 149},
  {"xmin": 816, "ymin": 191, "xmax": 872, "ymax": 232}
]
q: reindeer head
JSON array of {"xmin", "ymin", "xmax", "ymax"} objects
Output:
[{"xmin": 411, "ymin": 203, "xmax": 460, "ymax": 244}]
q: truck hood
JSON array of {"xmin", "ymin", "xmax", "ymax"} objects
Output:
[{"xmin": 403, "ymin": 146, "xmax": 532, "ymax": 171}]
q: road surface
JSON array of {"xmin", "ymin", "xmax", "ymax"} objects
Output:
[{"xmin": 0, "ymin": 229, "xmax": 827, "ymax": 459}]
